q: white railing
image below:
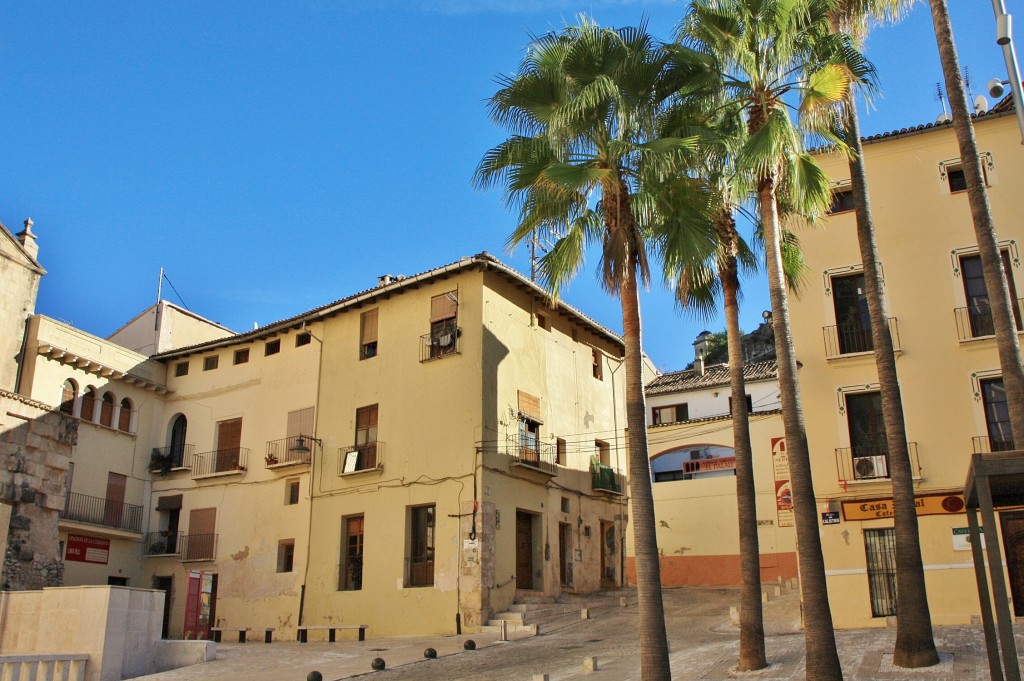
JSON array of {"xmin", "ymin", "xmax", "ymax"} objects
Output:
[{"xmin": 0, "ymin": 654, "xmax": 88, "ymax": 681}]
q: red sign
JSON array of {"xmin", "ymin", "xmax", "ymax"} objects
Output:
[
  {"xmin": 772, "ymin": 437, "xmax": 794, "ymax": 528},
  {"xmin": 65, "ymin": 535, "xmax": 110, "ymax": 564},
  {"xmin": 683, "ymin": 456, "xmax": 737, "ymax": 474}
]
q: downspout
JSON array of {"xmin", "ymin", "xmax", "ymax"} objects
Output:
[{"xmin": 297, "ymin": 322, "xmax": 325, "ymax": 634}]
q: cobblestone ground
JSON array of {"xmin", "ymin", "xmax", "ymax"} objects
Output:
[{"xmin": 137, "ymin": 586, "xmax": 1021, "ymax": 681}]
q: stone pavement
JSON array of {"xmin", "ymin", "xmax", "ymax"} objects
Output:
[{"xmin": 135, "ymin": 586, "xmax": 1020, "ymax": 681}]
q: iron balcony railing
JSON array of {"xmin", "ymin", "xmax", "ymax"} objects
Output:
[
  {"xmin": 145, "ymin": 530, "xmax": 182, "ymax": 557},
  {"xmin": 265, "ymin": 436, "xmax": 314, "ymax": 467},
  {"xmin": 823, "ymin": 318, "xmax": 901, "ymax": 358},
  {"xmin": 419, "ymin": 326, "xmax": 461, "ymax": 362},
  {"xmin": 191, "ymin": 447, "xmax": 249, "ymax": 477},
  {"xmin": 338, "ymin": 442, "xmax": 382, "ymax": 475},
  {"xmin": 590, "ymin": 460, "xmax": 624, "ymax": 494},
  {"xmin": 150, "ymin": 444, "xmax": 195, "ymax": 470},
  {"xmin": 60, "ymin": 492, "xmax": 143, "ymax": 533},
  {"xmin": 504, "ymin": 435, "xmax": 557, "ymax": 475},
  {"xmin": 835, "ymin": 442, "xmax": 920, "ymax": 482},
  {"xmin": 972, "ymin": 435, "xmax": 1016, "ymax": 454},
  {"xmin": 178, "ymin": 533, "xmax": 217, "ymax": 562},
  {"xmin": 954, "ymin": 299, "xmax": 1024, "ymax": 341}
]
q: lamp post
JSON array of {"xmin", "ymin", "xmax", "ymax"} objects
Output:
[{"xmin": 991, "ymin": 0, "xmax": 1024, "ymax": 144}]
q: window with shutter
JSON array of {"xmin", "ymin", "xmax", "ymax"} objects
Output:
[{"xmin": 360, "ymin": 309, "xmax": 379, "ymax": 359}]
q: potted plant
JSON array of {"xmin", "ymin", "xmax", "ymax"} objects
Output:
[
  {"xmin": 265, "ymin": 453, "xmax": 279, "ymax": 466},
  {"xmin": 149, "ymin": 449, "xmax": 173, "ymax": 477}
]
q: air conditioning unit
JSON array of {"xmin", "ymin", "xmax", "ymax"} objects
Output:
[{"xmin": 854, "ymin": 455, "xmax": 888, "ymax": 480}]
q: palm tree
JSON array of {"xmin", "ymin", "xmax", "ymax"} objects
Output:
[
  {"xmin": 475, "ymin": 19, "xmax": 713, "ymax": 680},
  {"xmin": 830, "ymin": 0, "xmax": 939, "ymax": 668},
  {"xmin": 681, "ymin": 1, "xmax": 872, "ymax": 678},
  {"xmin": 925, "ymin": 0, "xmax": 1024, "ymax": 448}
]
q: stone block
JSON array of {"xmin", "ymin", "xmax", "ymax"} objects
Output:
[
  {"xmin": 581, "ymin": 608, "xmax": 590, "ymax": 620},
  {"xmin": 10, "ymin": 514, "xmax": 31, "ymax": 531},
  {"xmin": 533, "ymin": 675, "xmax": 550, "ymax": 681},
  {"xmin": 19, "ymin": 486, "xmax": 37, "ymax": 504},
  {"xmin": 729, "ymin": 606, "xmax": 739, "ymax": 625},
  {"xmin": 584, "ymin": 656, "xmax": 599, "ymax": 672}
]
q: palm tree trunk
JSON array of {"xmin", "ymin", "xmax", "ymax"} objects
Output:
[
  {"xmin": 719, "ymin": 214, "xmax": 768, "ymax": 671},
  {"xmin": 845, "ymin": 100, "xmax": 940, "ymax": 668},
  {"xmin": 928, "ymin": 0, "xmax": 1024, "ymax": 448},
  {"xmin": 621, "ymin": 259, "xmax": 672, "ymax": 681},
  {"xmin": 759, "ymin": 176, "xmax": 843, "ymax": 681}
]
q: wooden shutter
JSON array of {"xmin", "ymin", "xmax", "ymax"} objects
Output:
[
  {"xmin": 518, "ymin": 391, "xmax": 541, "ymax": 421},
  {"xmin": 188, "ymin": 508, "xmax": 217, "ymax": 561},
  {"xmin": 430, "ymin": 291, "xmax": 458, "ymax": 322},
  {"xmin": 216, "ymin": 419, "xmax": 242, "ymax": 471},
  {"xmin": 360, "ymin": 309, "xmax": 379, "ymax": 345},
  {"xmin": 287, "ymin": 408, "xmax": 315, "ymax": 439},
  {"xmin": 104, "ymin": 472, "xmax": 127, "ymax": 527}
]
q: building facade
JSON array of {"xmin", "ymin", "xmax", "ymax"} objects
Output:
[{"xmin": 789, "ymin": 104, "xmax": 1024, "ymax": 627}]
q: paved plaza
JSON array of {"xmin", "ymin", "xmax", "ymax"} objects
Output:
[{"xmin": 137, "ymin": 586, "xmax": 1018, "ymax": 681}]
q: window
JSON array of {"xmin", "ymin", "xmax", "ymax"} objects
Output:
[
  {"xmin": 265, "ymin": 339, "xmax": 281, "ymax": 356},
  {"xmin": 352, "ymin": 405, "xmax": 379, "ymax": 471},
  {"xmin": 277, "ymin": 540, "xmax": 295, "ymax": 573},
  {"xmin": 285, "ymin": 479, "xmax": 300, "ymax": 505},
  {"xmin": 118, "ymin": 398, "xmax": 133, "ymax": 432},
  {"xmin": 428, "ymin": 291, "xmax": 458, "ymax": 359},
  {"xmin": 846, "ymin": 391, "xmax": 888, "ymax": 479},
  {"xmin": 832, "ymin": 272, "xmax": 872, "ymax": 354},
  {"xmin": 295, "ymin": 332, "xmax": 311, "ymax": 347},
  {"xmin": 864, "ymin": 528, "xmax": 897, "ymax": 617},
  {"xmin": 408, "ymin": 505, "xmax": 435, "ymax": 587},
  {"xmin": 518, "ymin": 416, "xmax": 540, "ymax": 464},
  {"xmin": 203, "ymin": 356, "xmax": 219, "ymax": 371},
  {"xmin": 340, "ymin": 515, "xmax": 364, "ymax": 591},
  {"xmin": 652, "ymin": 404, "xmax": 687, "ymax": 425},
  {"xmin": 560, "ymin": 497, "xmax": 570, "ymax": 513},
  {"xmin": 153, "ymin": 497, "xmax": 181, "ymax": 555},
  {"xmin": 175, "ymin": 362, "xmax": 189, "ymax": 377},
  {"xmin": 592, "ymin": 348, "xmax": 603, "ymax": 380},
  {"xmin": 556, "ymin": 438, "xmax": 567, "ymax": 466},
  {"xmin": 828, "ymin": 186, "xmax": 855, "ymax": 214},
  {"xmin": 596, "ymin": 440, "xmax": 610, "ymax": 467},
  {"xmin": 100, "ymin": 392, "xmax": 116, "ymax": 427},
  {"xmin": 60, "ymin": 379, "xmax": 77, "ymax": 416},
  {"xmin": 360, "ymin": 309, "xmax": 379, "ymax": 359},
  {"xmin": 981, "ymin": 378, "xmax": 1013, "ymax": 451},
  {"xmin": 943, "ymin": 157, "xmax": 990, "ymax": 193},
  {"xmin": 215, "ymin": 418, "xmax": 243, "ymax": 472},
  {"xmin": 234, "ymin": 348, "xmax": 249, "ymax": 365},
  {"xmin": 537, "ymin": 313, "xmax": 549, "ymax": 330},
  {"xmin": 728, "ymin": 394, "xmax": 754, "ymax": 415},
  {"xmin": 959, "ymin": 251, "xmax": 1021, "ymax": 338},
  {"xmin": 185, "ymin": 507, "xmax": 216, "ymax": 561},
  {"xmin": 80, "ymin": 387, "xmax": 97, "ymax": 422},
  {"xmin": 169, "ymin": 414, "xmax": 188, "ymax": 468},
  {"xmin": 947, "ymin": 165, "xmax": 968, "ymax": 192}
]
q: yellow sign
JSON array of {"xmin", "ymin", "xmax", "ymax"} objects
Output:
[{"xmin": 841, "ymin": 493, "xmax": 965, "ymax": 521}]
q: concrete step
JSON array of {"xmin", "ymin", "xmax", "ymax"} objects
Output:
[{"xmin": 480, "ymin": 622, "xmax": 538, "ymax": 636}]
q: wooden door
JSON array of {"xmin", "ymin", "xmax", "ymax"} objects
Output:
[
  {"xmin": 104, "ymin": 472, "xmax": 126, "ymax": 527},
  {"xmin": 216, "ymin": 419, "xmax": 242, "ymax": 472},
  {"xmin": 516, "ymin": 511, "xmax": 534, "ymax": 590},
  {"xmin": 1000, "ymin": 511, "xmax": 1024, "ymax": 616},
  {"xmin": 182, "ymin": 571, "xmax": 202, "ymax": 639},
  {"xmin": 601, "ymin": 521, "xmax": 616, "ymax": 586},
  {"xmin": 559, "ymin": 522, "xmax": 571, "ymax": 587}
]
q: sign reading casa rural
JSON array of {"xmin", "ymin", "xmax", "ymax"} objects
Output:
[{"xmin": 841, "ymin": 493, "xmax": 965, "ymax": 521}]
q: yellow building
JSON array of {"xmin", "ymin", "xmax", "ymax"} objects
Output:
[
  {"xmin": 790, "ymin": 102, "xmax": 1024, "ymax": 627},
  {"xmin": 0, "ymin": 219, "xmax": 45, "ymax": 393},
  {"xmin": 136, "ymin": 254, "xmax": 629, "ymax": 639}
]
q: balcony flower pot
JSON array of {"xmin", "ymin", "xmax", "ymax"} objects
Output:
[{"xmin": 265, "ymin": 455, "xmax": 279, "ymax": 466}]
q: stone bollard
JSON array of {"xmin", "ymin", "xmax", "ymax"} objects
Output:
[
  {"xmin": 533, "ymin": 675, "xmax": 550, "ymax": 681},
  {"xmin": 771, "ymin": 585, "xmax": 782, "ymax": 597},
  {"xmin": 581, "ymin": 608, "xmax": 590, "ymax": 620},
  {"xmin": 729, "ymin": 606, "xmax": 740, "ymax": 625},
  {"xmin": 499, "ymin": 620, "xmax": 508, "ymax": 642},
  {"xmin": 584, "ymin": 656, "xmax": 599, "ymax": 672},
  {"xmin": 619, "ymin": 596, "xmax": 628, "ymax": 607},
  {"xmin": 761, "ymin": 591, "xmax": 771, "ymax": 604}
]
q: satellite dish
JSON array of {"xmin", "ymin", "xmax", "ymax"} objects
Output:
[
  {"xmin": 936, "ymin": 112, "xmax": 952, "ymax": 124},
  {"xmin": 989, "ymin": 77, "xmax": 1006, "ymax": 99},
  {"xmin": 974, "ymin": 94, "xmax": 990, "ymax": 114}
]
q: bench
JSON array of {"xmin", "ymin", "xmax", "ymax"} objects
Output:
[
  {"xmin": 296, "ymin": 624, "xmax": 368, "ymax": 643},
  {"xmin": 210, "ymin": 627, "xmax": 275, "ymax": 643}
]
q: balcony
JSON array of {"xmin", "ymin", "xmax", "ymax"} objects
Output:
[
  {"xmin": 419, "ymin": 326, "xmax": 461, "ymax": 362},
  {"xmin": 504, "ymin": 435, "xmax": 557, "ymax": 476},
  {"xmin": 60, "ymin": 492, "xmax": 143, "ymax": 533},
  {"xmin": 955, "ymin": 299, "xmax": 1024, "ymax": 341},
  {"xmin": 823, "ymin": 318, "xmax": 901, "ymax": 359},
  {"xmin": 591, "ymin": 460, "xmax": 625, "ymax": 495},
  {"xmin": 144, "ymin": 531, "xmax": 182, "ymax": 557},
  {"xmin": 835, "ymin": 442, "xmax": 920, "ymax": 483},
  {"xmin": 973, "ymin": 435, "xmax": 1016, "ymax": 454},
  {"xmin": 338, "ymin": 442, "xmax": 382, "ymax": 475},
  {"xmin": 178, "ymin": 533, "xmax": 217, "ymax": 562},
  {"xmin": 265, "ymin": 436, "xmax": 314, "ymax": 468},
  {"xmin": 149, "ymin": 444, "xmax": 195, "ymax": 473},
  {"xmin": 191, "ymin": 448, "xmax": 249, "ymax": 478}
]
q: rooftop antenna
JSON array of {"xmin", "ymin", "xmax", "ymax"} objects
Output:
[{"xmin": 935, "ymin": 82, "xmax": 952, "ymax": 124}]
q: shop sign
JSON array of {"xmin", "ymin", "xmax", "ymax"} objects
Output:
[
  {"xmin": 771, "ymin": 437, "xmax": 794, "ymax": 528},
  {"xmin": 952, "ymin": 526, "xmax": 986, "ymax": 552},
  {"xmin": 841, "ymin": 493, "xmax": 965, "ymax": 521},
  {"xmin": 65, "ymin": 534, "xmax": 110, "ymax": 564},
  {"xmin": 682, "ymin": 456, "xmax": 737, "ymax": 475}
]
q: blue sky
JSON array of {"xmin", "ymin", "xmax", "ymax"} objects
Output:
[{"xmin": 0, "ymin": 1, "xmax": 1010, "ymax": 372}]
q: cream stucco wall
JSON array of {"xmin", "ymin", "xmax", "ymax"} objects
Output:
[
  {"xmin": 789, "ymin": 111, "xmax": 1024, "ymax": 627},
  {"xmin": 0, "ymin": 224, "xmax": 42, "ymax": 393}
]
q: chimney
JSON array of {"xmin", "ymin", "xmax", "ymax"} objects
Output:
[
  {"xmin": 693, "ymin": 330, "xmax": 711, "ymax": 376},
  {"xmin": 16, "ymin": 218, "xmax": 39, "ymax": 261},
  {"xmin": 377, "ymin": 274, "xmax": 394, "ymax": 287}
]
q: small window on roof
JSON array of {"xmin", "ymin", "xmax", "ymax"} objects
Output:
[
  {"xmin": 828, "ymin": 187, "xmax": 855, "ymax": 214},
  {"xmin": 296, "ymin": 333, "xmax": 311, "ymax": 347},
  {"xmin": 265, "ymin": 339, "xmax": 281, "ymax": 356}
]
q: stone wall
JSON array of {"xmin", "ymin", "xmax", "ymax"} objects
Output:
[{"xmin": 0, "ymin": 390, "xmax": 76, "ymax": 591}]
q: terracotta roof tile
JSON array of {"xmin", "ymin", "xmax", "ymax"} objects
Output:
[{"xmin": 645, "ymin": 360, "xmax": 777, "ymax": 395}]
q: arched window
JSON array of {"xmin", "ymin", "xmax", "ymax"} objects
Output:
[
  {"xmin": 100, "ymin": 392, "xmax": 116, "ymax": 427},
  {"xmin": 169, "ymin": 415, "xmax": 188, "ymax": 468},
  {"xmin": 118, "ymin": 398, "xmax": 133, "ymax": 433},
  {"xmin": 60, "ymin": 379, "xmax": 78, "ymax": 416},
  {"xmin": 80, "ymin": 387, "xmax": 98, "ymax": 422}
]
